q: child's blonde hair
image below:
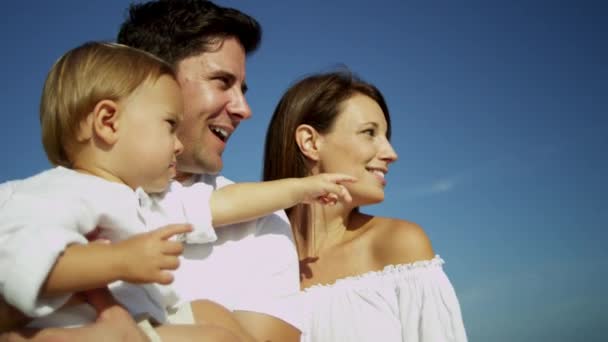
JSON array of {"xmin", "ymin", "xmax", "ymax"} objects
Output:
[{"xmin": 40, "ymin": 41, "xmax": 176, "ymax": 167}]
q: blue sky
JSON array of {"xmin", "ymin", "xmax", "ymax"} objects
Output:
[{"xmin": 1, "ymin": 1, "xmax": 606, "ymax": 340}]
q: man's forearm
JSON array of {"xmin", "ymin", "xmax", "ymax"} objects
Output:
[{"xmin": 234, "ymin": 311, "xmax": 300, "ymax": 342}]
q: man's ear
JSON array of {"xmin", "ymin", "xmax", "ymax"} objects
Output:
[
  {"xmin": 295, "ymin": 124, "xmax": 322, "ymax": 161},
  {"xmin": 91, "ymin": 99, "xmax": 120, "ymax": 145}
]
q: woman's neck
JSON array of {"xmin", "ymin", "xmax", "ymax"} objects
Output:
[{"xmin": 293, "ymin": 202, "xmax": 356, "ymax": 258}]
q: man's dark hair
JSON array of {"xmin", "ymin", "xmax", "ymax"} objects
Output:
[{"xmin": 117, "ymin": 0, "xmax": 261, "ymax": 65}]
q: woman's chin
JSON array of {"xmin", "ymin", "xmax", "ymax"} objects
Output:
[{"xmin": 351, "ymin": 193, "xmax": 385, "ymax": 207}]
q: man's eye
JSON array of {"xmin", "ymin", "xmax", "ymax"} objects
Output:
[{"xmin": 216, "ymin": 77, "xmax": 230, "ymax": 88}]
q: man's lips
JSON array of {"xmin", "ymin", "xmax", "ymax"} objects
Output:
[{"xmin": 209, "ymin": 124, "xmax": 233, "ymax": 142}]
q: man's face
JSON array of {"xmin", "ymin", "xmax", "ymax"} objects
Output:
[{"xmin": 174, "ymin": 37, "xmax": 251, "ymax": 176}]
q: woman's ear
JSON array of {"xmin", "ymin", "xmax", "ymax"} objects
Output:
[
  {"xmin": 295, "ymin": 124, "xmax": 322, "ymax": 161},
  {"xmin": 91, "ymin": 99, "xmax": 120, "ymax": 145}
]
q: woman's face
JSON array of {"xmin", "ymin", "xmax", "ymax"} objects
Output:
[{"xmin": 317, "ymin": 94, "xmax": 398, "ymax": 205}]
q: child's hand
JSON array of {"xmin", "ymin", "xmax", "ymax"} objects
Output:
[
  {"xmin": 298, "ymin": 173, "xmax": 356, "ymax": 205},
  {"xmin": 114, "ymin": 224, "xmax": 192, "ymax": 285}
]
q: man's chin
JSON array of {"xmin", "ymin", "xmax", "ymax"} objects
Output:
[
  {"xmin": 197, "ymin": 157, "xmax": 223, "ymax": 175},
  {"xmin": 177, "ymin": 153, "xmax": 218, "ymax": 170},
  {"xmin": 175, "ymin": 162, "xmax": 223, "ymax": 178}
]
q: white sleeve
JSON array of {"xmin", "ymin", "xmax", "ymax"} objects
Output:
[
  {"xmin": 232, "ymin": 210, "xmax": 303, "ymax": 330},
  {"xmin": 0, "ymin": 193, "xmax": 95, "ymax": 317},
  {"xmin": 398, "ymin": 263, "xmax": 468, "ymax": 342},
  {"xmin": 0, "ymin": 180, "xmax": 18, "ymax": 209},
  {"xmin": 176, "ymin": 182, "xmax": 217, "ymax": 244}
]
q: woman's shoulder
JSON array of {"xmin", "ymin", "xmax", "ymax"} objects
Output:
[{"xmin": 368, "ymin": 216, "xmax": 436, "ymax": 267}]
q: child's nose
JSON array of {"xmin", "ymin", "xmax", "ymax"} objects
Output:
[{"xmin": 174, "ymin": 137, "xmax": 184, "ymax": 156}]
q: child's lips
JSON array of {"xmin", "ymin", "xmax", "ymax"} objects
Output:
[{"xmin": 169, "ymin": 163, "xmax": 177, "ymax": 179}]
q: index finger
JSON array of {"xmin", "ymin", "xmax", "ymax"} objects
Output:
[
  {"xmin": 339, "ymin": 184, "xmax": 353, "ymax": 203},
  {"xmin": 154, "ymin": 223, "xmax": 193, "ymax": 240},
  {"xmin": 327, "ymin": 173, "xmax": 357, "ymax": 184}
]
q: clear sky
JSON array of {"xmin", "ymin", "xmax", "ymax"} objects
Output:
[{"xmin": 0, "ymin": 1, "xmax": 606, "ymax": 341}]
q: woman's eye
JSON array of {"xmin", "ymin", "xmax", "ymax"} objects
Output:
[{"xmin": 363, "ymin": 129, "xmax": 376, "ymax": 137}]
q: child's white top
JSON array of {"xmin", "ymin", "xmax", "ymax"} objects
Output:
[
  {"xmin": 0, "ymin": 167, "xmax": 216, "ymax": 326},
  {"xmin": 299, "ymin": 256, "xmax": 468, "ymax": 342}
]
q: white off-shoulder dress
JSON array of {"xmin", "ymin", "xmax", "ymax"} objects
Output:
[{"xmin": 299, "ymin": 256, "xmax": 467, "ymax": 342}]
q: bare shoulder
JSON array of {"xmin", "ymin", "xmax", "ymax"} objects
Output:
[{"xmin": 370, "ymin": 217, "xmax": 436, "ymax": 266}]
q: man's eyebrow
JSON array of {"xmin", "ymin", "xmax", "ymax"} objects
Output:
[
  {"xmin": 209, "ymin": 69, "xmax": 247, "ymax": 94},
  {"xmin": 209, "ymin": 70, "xmax": 236, "ymax": 81}
]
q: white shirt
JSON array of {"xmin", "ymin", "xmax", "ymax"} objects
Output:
[
  {"xmin": 157, "ymin": 174, "xmax": 302, "ymax": 330},
  {"xmin": 0, "ymin": 167, "xmax": 216, "ymax": 326},
  {"xmin": 299, "ymin": 256, "xmax": 468, "ymax": 342}
]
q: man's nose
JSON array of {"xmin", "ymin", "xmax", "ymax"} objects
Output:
[{"xmin": 227, "ymin": 89, "xmax": 252, "ymax": 121}]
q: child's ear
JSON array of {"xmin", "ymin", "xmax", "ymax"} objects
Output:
[
  {"xmin": 91, "ymin": 99, "xmax": 120, "ymax": 145},
  {"xmin": 295, "ymin": 124, "xmax": 322, "ymax": 162},
  {"xmin": 75, "ymin": 113, "xmax": 94, "ymax": 143}
]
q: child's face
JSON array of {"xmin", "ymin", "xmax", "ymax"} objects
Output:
[{"xmin": 117, "ymin": 75, "xmax": 184, "ymax": 193}]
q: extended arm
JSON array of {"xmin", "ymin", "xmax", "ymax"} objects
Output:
[{"xmin": 210, "ymin": 174, "xmax": 355, "ymax": 227}]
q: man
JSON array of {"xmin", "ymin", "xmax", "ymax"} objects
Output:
[
  {"xmin": 1, "ymin": 1, "xmax": 301, "ymax": 341},
  {"xmin": 117, "ymin": 1, "xmax": 301, "ymax": 340}
]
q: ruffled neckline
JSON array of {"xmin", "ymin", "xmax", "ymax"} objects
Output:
[{"xmin": 303, "ymin": 255, "xmax": 445, "ymax": 292}]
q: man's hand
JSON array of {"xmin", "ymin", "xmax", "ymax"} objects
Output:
[{"xmin": 114, "ymin": 224, "xmax": 192, "ymax": 285}]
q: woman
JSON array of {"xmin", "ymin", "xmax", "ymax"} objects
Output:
[{"xmin": 263, "ymin": 71, "xmax": 468, "ymax": 341}]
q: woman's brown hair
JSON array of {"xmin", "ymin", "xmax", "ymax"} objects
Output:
[{"xmin": 262, "ymin": 70, "xmax": 391, "ymax": 256}]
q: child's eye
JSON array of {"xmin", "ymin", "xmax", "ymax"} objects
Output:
[{"xmin": 166, "ymin": 119, "xmax": 177, "ymax": 130}]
